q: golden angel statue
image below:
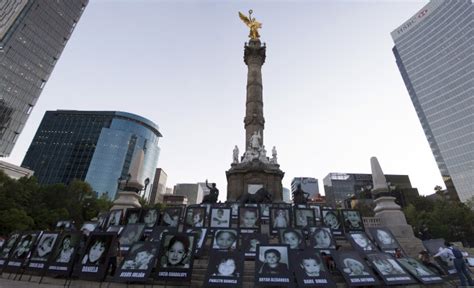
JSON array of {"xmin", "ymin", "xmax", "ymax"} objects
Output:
[{"xmin": 238, "ymin": 10, "xmax": 262, "ymax": 40}]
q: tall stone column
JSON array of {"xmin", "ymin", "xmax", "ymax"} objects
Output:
[{"xmin": 244, "ymin": 39, "xmax": 266, "ymax": 149}]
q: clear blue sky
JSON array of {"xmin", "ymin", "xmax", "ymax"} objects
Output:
[{"xmin": 6, "ymin": 0, "xmax": 444, "ymax": 200}]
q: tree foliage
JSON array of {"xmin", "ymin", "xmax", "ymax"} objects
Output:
[{"xmin": 0, "ymin": 171, "xmax": 112, "ymax": 236}]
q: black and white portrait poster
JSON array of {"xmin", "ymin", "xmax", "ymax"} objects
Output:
[
  {"xmin": 156, "ymin": 232, "xmax": 196, "ymax": 281},
  {"xmin": 270, "ymin": 207, "xmax": 291, "ymax": 234},
  {"xmin": 291, "ymin": 249, "xmax": 336, "ymax": 287},
  {"xmin": 241, "ymin": 234, "xmax": 268, "ymax": 259},
  {"xmin": 294, "ymin": 208, "xmax": 315, "ymax": 228},
  {"xmin": 204, "ymin": 251, "xmax": 244, "ymax": 287},
  {"xmin": 148, "ymin": 226, "xmax": 178, "ymax": 243},
  {"xmin": 211, "ymin": 229, "xmax": 238, "ymax": 251},
  {"xmin": 368, "ymin": 227, "xmax": 401, "ymax": 254},
  {"xmin": 27, "ymin": 232, "xmax": 60, "ymax": 271},
  {"xmin": 332, "ymin": 251, "xmax": 379, "ymax": 286},
  {"xmin": 423, "ymin": 238, "xmax": 457, "ymax": 275},
  {"xmin": 78, "ymin": 232, "xmax": 116, "ymax": 280},
  {"xmin": 124, "ymin": 208, "xmax": 142, "ymax": 225},
  {"xmin": 140, "ymin": 208, "xmax": 160, "ymax": 231},
  {"xmin": 184, "ymin": 206, "xmax": 206, "ymax": 228},
  {"xmin": 255, "ymin": 245, "xmax": 294, "ymax": 287},
  {"xmin": 321, "ymin": 209, "xmax": 343, "ymax": 236},
  {"xmin": 397, "ymin": 257, "xmax": 443, "ymax": 284},
  {"xmin": 0, "ymin": 231, "xmax": 20, "ymax": 268},
  {"xmin": 119, "ymin": 224, "xmax": 145, "ymax": 253},
  {"xmin": 309, "ymin": 204, "xmax": 321, "ymax": 221},
  {"xmin": 55, "ymin": 220, "xmax": 73, "ymax": 231},
  {"xmin": 347, "ymin": 232, "xmax": 378, "ymax": 254},
  {"xmin": 210, "ymin": 207, "xmax": 231, "ymax": 229},
  {"xmin": 46, "ymin": 232, "xmax": 81, "ymax": 276},
  {"xmin": 341, "ymin": 209, "xmax": 364, "ymax": 233},
  {"xmin": 228, "ymin": 202, "xmax": 240, "ymax": 220},
  {"xmin": 278, "ymin": 228, "xmax": 305, "ymax": 250},
  {"xmin": 259, "ymin": 203, "xmax": 271, "ymax": 220},
  {"xmin": 309, "ymin": 227, "xmax": 336, "ymax": 252},
  {"xmin": 367, "ymin": 253, "xmax": 416, "ymax": 285},
  {"xmin": 185, "ymin": 228, "xmax": 208, "ymax": 256},
  {"xmin": 115, "ymin": 242, "xmax": 157, "ymax": 282},
  {"xmin": 238, "ymin": 206, "xmax": 260, "ymax": 234},
  {"xmin": 161, "ymin": 207, "xmax": 182, "ymax": 227},
  {"xmin": 106, "ymin": 209, "xmax": 123, "ymax": 228},
  {"xmin": 5, "ymin": 231, "xmax": 39, "ymax": 272}
]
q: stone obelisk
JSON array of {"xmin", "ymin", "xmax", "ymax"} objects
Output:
[{"xmin": 226, "ymin": 11, "xmax": 284, "ymax": 202}]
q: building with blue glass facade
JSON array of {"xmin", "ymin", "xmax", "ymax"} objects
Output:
[
  {"xmin": 22, "ymin": 110, "xmax": 162, "ymax": 200},
  {"xmin": 391, "ymin": 0, "xmax": 472, "ymax": 202},
  {"xmin": 0, "ymin": 0, "xmax": 88, "ymax": 157}
]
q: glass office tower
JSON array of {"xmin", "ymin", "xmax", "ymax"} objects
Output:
[
  {"xmin": 0, "ymin": 0, "xmax": 88, "ymax": 156},
  {"xmin": 392, "ymin": 0, "xmax": 472, "ymax": 202},
  {"xmin": 22, "ymin": 110, "xmax": 162, "ymax": 200}
]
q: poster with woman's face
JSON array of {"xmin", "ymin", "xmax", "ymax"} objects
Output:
[
  {"xmin": 210, "ymin": 208, "xmax": 231, "ymax": 229},
  {"xmin": 270, "ymin": 207, "xmax": 291, "ymax": 234},
  {"xmin": 185, "ymin": 206, "xmax": 206, "ymax": 228},
  {"xmin": 140, "ymin": 208, "xmax": 160, "ymax": 230},
  {"xmin": 321, "ymin": 209, "xmax": 343, "ymax": 236},
  {"xmin": 28, "ymin": 232, "xmax": 60, "ymax": 270},
  {"xmin": 156, "ymin": 232, "xmax": 196, "ymax": 281},
  {"xmin": 211, "ymin": 229, "xmax": 238, "ymax": 251},
  {"xmin": 278, "ymin": 228, "xmax": 305, "ymax": 250},
  {"xmin": 397, "ymin": 257, "xmax": 443, "ymax": 284},
  {"xmin": 238, "ymin": 207, "xmax": 260, "ymax": 234},
  {"xmin": 119, "ymin": 224, "xmax": 145, "ymax": 253},
  {"xmin": 5, "ymin": 232, "xmax": 39, "ymax": 272},
  {"xmin": 294, "ymin": 208, "xmax": 315, "ymax": 228},
  {"xmin": 124, "ymin": 208, "xmax": 142, "ymax": 225},
  {"xmin": 241, "ymin": 234, "xmax": 268, "ymax": 259},
  {"xmin": 255, "ymin": 245, "xmax": 293, "ymax": 287},
  {"xmin": 106, "ymin": 209, "xmax": 123, "ymax": 228},
  {"xmin": 422, "ymin": 238, "xmax": 457, "ymax": 275},
  {"xmin": 347, "ymin": 232, "xmax": 378, "ymax": 254},
  {"xmin": 204, "ymin": 251, "xmax": 244, "ymax": 287},
  {"xmin": 342, "ymin": 210, "xmax": 364, "ymax": 233},
  {"xmin": 292, "ymin": 249, "xmax": 336, "ymax": 287},
  {"xmin": 161, "ymin": 207, "xmax": 182, "ymax": 227},
  {"xmin": 114, "ymin": 242, "xmax": 157, "ymax": 282},
  {"xmin": 368, "ymin": 227, "xmax": 401, "ymax": 253},
  {"xmin": 332, "ymin": 251, "xmax": 379, "ymax": 287},
  {"xmin": 46, "ymin": 232, "xmax": 81, "ymax": 276},
  {"xmin": 78, "ymin": 232, "xmax": 116, "ymax": 280},
  {"xmin": 309, "ymin": 227, "xmax": 336, "ymax": 252},
  {"xmin": 185, "ymin": 228, "xmax": 208, "ymax": 256},
  {"xmin": 367, "ymin": 253, "xmax": 416, "ymax": 285}
]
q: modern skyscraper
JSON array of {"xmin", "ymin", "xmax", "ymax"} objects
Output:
[
  {"xmin": 149, "ymin": 168, "xmax": 167, "ymax": 204},
  {"xmin": 0, "ymin": 0, "xmax": 88, "ymax": 156},
  {"xmin": 391, "ymin": 1, "xmax": 472, "ymax": 202},
  {"xmin": 291, "ymin": 177, "xmax": 320, "ymax": 199},
  {"xmin": 22, "ymin": 110, "xmax": 162, "ymax": 200},
  {"xmin": 173, "ymin": 183, "xmax": 203, "ymax": 205}
]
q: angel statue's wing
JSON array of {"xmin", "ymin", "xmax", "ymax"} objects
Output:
[{"xmin": 238, "ymin": 11, "xmax": 251, "ymax": 26}]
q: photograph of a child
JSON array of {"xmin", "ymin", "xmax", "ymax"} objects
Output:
[
  {"xmin": 279, "ymin": 228, "xmax": 305, "ymax": 250},
  {"xmin": 159, "ymin": 233, "xmax": 195, "ymax": 269},
  {"xmin": 210, "ymin": 208, "xmax": 231, "ymax": 228},
  {"xmin": 125, "ymin": 208, "xmax": 142, "ymax": 225},
  {"xmin": 141, "ymin": 208, "xmax": 159, "ymax": 229},
  {"xmin": 370, "ymin": 227, "xmax": 400, "ymax": 250},
  {"xmin": 0, "ymin": 233, "xmax": 20, "ymax": 259},
  {"xmin": 295, "ymin": 250, "xmax": 326, "ymax": 277},
  {"xmin": 185, "ymin": 206, "xmax": 206, "ymax": 228},
  {"xmin": 348, "ymin": 232, "xmax": 377, "ymax": 252},
  {"xmin": 120, "ymin": 242, "xmax": 156, "ymax": 270},
  {"xmin": 11, "ymin": 233, "xmax": 37, "ymax": 259},
  {"xmin": 259, "ymin": 203, "xmax": 271, "ymax": 219},
  {"xmin": 31, "ymin": 232, "xmax": 59, "ymax": 262},
  {"xmin": 212, "ymin": 229, "xmax": 238, "ymax": 250},
  {"xmin": 342, "ymin": 210, "xmax": 364, "ymax": 232},
  {"xmin": 52, "ymin": 233, "xmax": 80, "ymax": 264},
  {"xmin": 210, "ymin": 252, "xmax": 242, "ymax": 277},
  {"xmin": 148, "ymin": 227, "xmax": 177, "ymax": 243},
  {"xmin": 238, "ymin": 207, "xmax": 260, "ymax": 230},
  {"xmin": 309, "ymin": 227, "xmax": 336, "ymax": 249},
  {"xmin": 119, "ymin": 224, "xmax": 145, "ymax": 247},
  {"xmin": 229, "ymin": 202, "xmax": 240, "ymax": 219},
  {"xmin": 397, "ymin": 257, "xmax": 437, "ymax": 277},
  {"xmin": 322, "ymin": 209, "xmax": 341, "ymax": 231},
  {"xmin": 257, "ymin": 246, "xmax": 290, "ymax": 275},
  {"xmin": 242, "ymin": 234, "xmax": 268, "ymax": 257},
  {"xmin": 106, "ymin": 209, "xmax": 123, "ymax": 228},
  {"xmin": 294, "ymin": 208, "xmax": 315, "ymax": 228},
  {"xmin": 270, "ymin": 208, "xmax": 290, "ymax": 230},
  {"xmin": 161, "ymin": 207, "xmax": 182, "ymax": 227},
  {"xmin": 81, "ymin": 234, "xmax": 113, "ymax": 266},
  {"xmin": 368, "ymin": 253, "xmax": 406, "ymax": 275}
]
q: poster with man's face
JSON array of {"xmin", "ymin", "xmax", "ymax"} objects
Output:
[
  {"xmin": 46, "ymin": 232, "xmax": 82, "ymax": 276},
  {"xmin": 238, "ymin": 207, "xmax": 260, "ymax": 234},
  {"xmin": 367, "ymin": 253, "xmax": 416, "ymax": 285},
  {"xmin": 211, "ymin": 229, "xmax": 238, "ymax": 251},
  {"xmin": 119, "ymin": 224, "xmax": 145, "ymax": 253},
  {"xmin": 161, "ymin": 207, "xmax": 182, "ymax": 227},
  {"xmin": 106, "ymin": 209, "xmax": 123, "ymax": 228},
  {"xmin": 332, "ymin": 251, "xmax": 379, "ymax": 286},
  {"xmin": 292, "ymin": 249, "xmax": 336, "ymax": 287},
  {"xmin": 27, "ymin": 232, "xmax": 60, "ymax": 271},
  {"xmin": 210, "ymin": 208, "xmax": 231, "ymax": 229},
  {"xmin": 341, "ymin": 210, "xmax": 364, "ymax": 233},
  {"xmin": 114, "ymin": 242, "xmax": 158, "ymax": 282},
  {"xmin": 5, "ymin": 231, "xmax": 39, "ymax": 273},
  {"xmin": 124, "ymin": 208, "xmax": 142, "ymax": 225},
  {"xmin": 397, "ymin": 257, "xmax": 443, "ymax": 284},
  {"xmin": 294, "ymin": 208, "xmax": 315, "ymax": 228},
  {"xmin": 255, "ymin": 245, "xmax": 294, "ymax": 287},
  {"xmin": 347, "ymin": 232, "xmax": 378, "ymax": 254},
  {"xmin": 204, "ymin": 251, "xmax": 244, "ymax": 287},
  {"xmin": 279, "ymin": 228, "xmax": 305, "ymax": 250},
  {"xmin": 270, "ymin": 207, "xmax": 291, "ymax": 234},
  {"xmin": 423, "ymin": 238, "xmax": 457, "ymax": 275},
  {"xmin": 321, "ymin": 209, "xmax": 343, "ymax": 236},
  {"xmin": 241, "ymin": 234, "xmax": 268, "ymax": 259},
  {"xmin": 368, "ymin": 227, "xmax": 401, "ymax": 254},
  {"xmin": 155, "ymin": 232, "xmax": 196, "ymax": 281},
  {"xmin": 78, "ymin": 232, "xmax": 116, "ymax": 281}
]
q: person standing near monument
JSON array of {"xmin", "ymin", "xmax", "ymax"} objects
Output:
[
  {"xmin": 434, "ymin": 242, "xmax": 473, "ymax": 286},
  {"xmin": 205, "ymin": 179, "xmax": 219, "ymax": 203}
]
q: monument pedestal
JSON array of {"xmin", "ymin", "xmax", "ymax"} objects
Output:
[
  {"xmin": 226, "ymin": 159, "xmax": 284, "ymax": 202},
  {"xmin": 110, "ymin": 190, "xmax": 142, "ymax": 211}
]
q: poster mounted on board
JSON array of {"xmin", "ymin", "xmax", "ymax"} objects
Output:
[
  {"xmin": 46, "ymin": 232, "xmax": 81, "ymax": 276},
  {"xmin": 255, "ymin": 245, "xmax": 294, "ymax": 287},
  {"xmin": 155, "ymin": 232, "xmax": 196, "ymax": 281},
  {"xmin": 204, "ymin": 250, "xmax": 244, "ymax": 287},
  {"xmin": 114, "ymin": 241, "xmax": 157, "ymax": 282}
]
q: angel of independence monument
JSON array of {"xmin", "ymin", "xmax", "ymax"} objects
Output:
[{"xmin": 226, "ymin": 11, "xmax": 284, "ymax": 202}]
